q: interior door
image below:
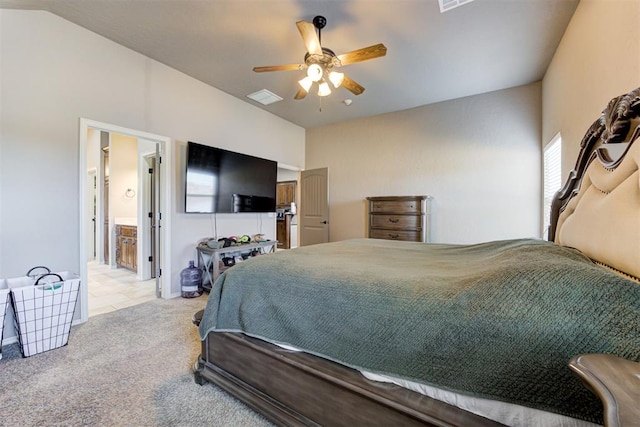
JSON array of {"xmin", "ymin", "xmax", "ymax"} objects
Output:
[
  {"xmin": 149, "ymin": 157, "xmax": 157, "ymax": 280},
  {"xmin": 102, "ymin": 147, "xmax": 110, "ymax": 264},
  {"xmin": 152, "ymin": 145, "xmax": 161, "ymax": 297},
  {"xmin": 86, "ymin": 170, "xmax": 97, "ymax": 261},
  {"xmin": 299, "ymin": 167, "xmax": 329, "ymax": 246},
  {"xmin": 103, "ymin": 181, "xmax": 109, "ymax": 264}
]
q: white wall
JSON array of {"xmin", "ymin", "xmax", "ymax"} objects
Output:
[
  {"xmin": 86, "ymin": 128, "xmax": 101, "ymax": 172},
  {"xmin": 542, "ymin": 0, "xmax": 640, "ymax": 176},
  {"xmin": 277, "ymin": 168, "xmax": 299, "ymax": 182},
  {"xmin": 0, "ymin": 10, "xmax": 305, "ymax": 298},
  {"xmin": 306, "ymin": 83, "xmax": 542, "ymax": 244}
]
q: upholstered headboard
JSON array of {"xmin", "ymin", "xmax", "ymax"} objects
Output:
[{"xmin": 550, "ymin": 87, "xmax": 640, "ymax": 280}]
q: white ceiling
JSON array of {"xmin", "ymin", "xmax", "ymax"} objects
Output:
[{"xmin": 1, "ymin": 0, "xmax": 579, "ymax": 129}]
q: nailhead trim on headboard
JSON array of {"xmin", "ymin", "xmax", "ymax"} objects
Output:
[{"xmin": 594, "ymin": 260, "xmax": 640, "ymax": 283}]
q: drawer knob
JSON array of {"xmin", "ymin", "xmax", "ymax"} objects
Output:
[
  {"xmin": 388, "ymin": 233, "xmax": 400, "ymax": 239},
  {"xmin": 388, "ymin": 218, "xmax": 399, "ymax": 223}
]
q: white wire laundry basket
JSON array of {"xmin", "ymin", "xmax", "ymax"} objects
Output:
[
  {"xmin": 0, "ymin": 281, "xmax": 10, "ymax": 360},
  {"xmin": 6, "ymin": 270, "xmax": 80, "ymax": 357}
]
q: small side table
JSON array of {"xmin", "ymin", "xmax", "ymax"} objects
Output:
[
  {"xmin": 196, "ymin": 240, "xmax": 278, "ymax": 291},
  {"xmin": 569, "ymin": 354, "xmax": 640, "ymax": 427}
]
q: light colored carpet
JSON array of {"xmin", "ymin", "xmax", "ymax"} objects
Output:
[{"xmin": 0, "ymin": 296, "xmax": 273, "ymax": 426}]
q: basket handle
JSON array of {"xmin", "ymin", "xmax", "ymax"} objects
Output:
[
  {"xmin": 34, "ymin": 273, "xmax": 63, "ymax": 287},
  {"xmin": 26, "ymin": 265, "xmax": 51, "ymax": 277}
]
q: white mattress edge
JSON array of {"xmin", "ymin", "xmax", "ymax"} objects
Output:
[
  {"xmin": 360, "ymin": 371, "xmax": 600, "ymax": 427},
  {"xmin": 268, "ymin": 339, "xmax": 600, "ymax": 427}
]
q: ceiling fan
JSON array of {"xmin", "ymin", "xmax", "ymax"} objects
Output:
[{"xmin": 253, "ymin": 16, "xmax": 387, "ymax": 100}]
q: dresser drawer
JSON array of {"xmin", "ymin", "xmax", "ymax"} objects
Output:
[
  {"xmin": 369, "ymin": 229, "xmax": 423, "ymax": 242},
  {"xmin": 369, "ymin": 200, "xmax": 422, "ymax": 214},
  {"xmin": 366, "ymin": 195, "xmax": 431, "ymax": 243},
  {"xmin": 370, "ymin": 214, "xmax": 421, "ymax": 229}
]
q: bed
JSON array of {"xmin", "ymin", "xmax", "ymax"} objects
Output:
[{"xmin": 194, "ymin": 86, "xmax": 640, "ymax": 427}]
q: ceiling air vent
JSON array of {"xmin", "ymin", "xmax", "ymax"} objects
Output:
[
  {"xmin": 439, "ymin": 0, "xmax": 475, "ymax": 13},
  {"xmin": 246, "ymin": 89, "xmax": 283, "ymax": 105}
]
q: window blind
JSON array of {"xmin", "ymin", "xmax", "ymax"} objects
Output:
[{"xmin": 543, "ymin": 135, "xmax": 562, "ymax": 238}]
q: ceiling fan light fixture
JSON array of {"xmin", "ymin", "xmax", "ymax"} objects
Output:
[
  {"xmin": 253, "ymin": 17, "xmax": 387, "ymax": 103},
  {"xmin": 328, "ymin": 71, "xmax": 344, "ymax": 88},
  {"xmin": 318, "ymin": 81, "xmax": 332, "ymax": 97},
  {"xmin": 307, "ymin": 63, "xmax": 323, "ymax": 82},
  {"xmin": 298, "ymin": 76, "xmax": 313, "ymax": 92}
]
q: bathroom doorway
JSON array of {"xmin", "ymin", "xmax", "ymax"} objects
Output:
[{"xmin": 78, "ymin": 119, "xmax": 172, "ymax": 322}]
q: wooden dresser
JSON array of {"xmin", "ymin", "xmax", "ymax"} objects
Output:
[{"xmin": 366, "ymin": 196, "xmax": 432, "ymax": 243}]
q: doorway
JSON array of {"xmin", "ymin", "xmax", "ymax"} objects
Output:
[
  {"xmin": 78, "ymin": 119, "xmax": 172, "ymax": 324},
  {"xmin": 276, "ymin": 164, "xmax": 301, "ymax": 250}
]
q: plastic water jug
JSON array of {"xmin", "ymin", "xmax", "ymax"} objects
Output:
[{"xmin": 180, "ymin": 260, "xmax": 202, "ymax": 298}]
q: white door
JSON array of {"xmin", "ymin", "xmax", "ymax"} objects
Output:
[
  {"xmin": 299, "ymin": 167, "xmax": 329, "ymax": 246},
  {"xmin": 152, "ymin": 146, "xmax": 161, "ymax": 297},
  {"xmin": 86, "ymin": 169, "xmax": 97, "ymax": 260}
]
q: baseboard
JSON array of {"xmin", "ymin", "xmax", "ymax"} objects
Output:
[{"xmin": 1, "ymin": 335, "xmax": 18, "ymax": 347}]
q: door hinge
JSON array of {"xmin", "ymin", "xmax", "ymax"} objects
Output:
[
  {"xmin": 148, "ymin": 256, "xmax": 153, "ymax": 262},
  {"xmin": 148, "ymin": 212, "xmax": 153, "ymax": 218},
  {"xmin": 148, "ymin": 168, "xmax": 153, "ymax": 174}
]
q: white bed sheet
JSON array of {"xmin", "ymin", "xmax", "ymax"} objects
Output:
[
  {"xmin": 361, "ymin": 371, "xmax": 599, "ymax": 427},
  {"xmin": 274, "ymin": 342, "xmax": 600, "ymax": 427}
]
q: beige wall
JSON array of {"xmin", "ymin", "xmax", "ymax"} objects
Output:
[
  {"xmin": 109, "ymin": 134, "xmax": 139, "ymax": 221},
  {"xmin": 306, "ymin": 83, "xmax": 542, "ymax": 244},
  {"xmin": 542, "ymin": 0, "xmax": 640, "ymax": 176}
]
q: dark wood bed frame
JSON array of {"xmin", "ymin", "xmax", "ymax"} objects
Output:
[{"xmin": 193, "ymin": 87, "xmax": 640, "ymax": 427}]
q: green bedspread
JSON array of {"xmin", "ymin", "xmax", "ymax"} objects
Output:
[{"xmin": 199, "ymin": 238, "xmax": 640, "ymax": 424}]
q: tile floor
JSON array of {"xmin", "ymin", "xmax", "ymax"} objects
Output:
[{"xmin": 87, "ymin": 261, "xmax": 157, "ymax": 317}]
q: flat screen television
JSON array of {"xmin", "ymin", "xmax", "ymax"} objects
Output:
[{"xmin": 185, "ymin": 141, "xmax": 277, "ymax": 213}]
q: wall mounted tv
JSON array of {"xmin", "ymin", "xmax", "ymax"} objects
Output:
[{"xmin": 185, "ymin": 141, "xmax": 277, "ymax": 213}]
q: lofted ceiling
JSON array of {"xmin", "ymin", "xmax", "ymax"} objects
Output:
[{"xmin": 0, "ymin": 0, "xmax": 579, "ymax": 129}]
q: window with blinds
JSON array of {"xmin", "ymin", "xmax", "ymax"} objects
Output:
[{"xmin": 543, "ymin": 134, "xmax": 562, "ymax": 238}]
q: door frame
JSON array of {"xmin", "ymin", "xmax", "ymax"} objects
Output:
[
  {"xmin": 277, "ymin": 163, "xmax": 302, "ymax": 248},
  {"xmin": 78, "ymin": 118, "xmax": 173, "ymax": 324}
]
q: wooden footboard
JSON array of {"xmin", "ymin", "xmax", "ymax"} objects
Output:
[{"xmin": 194, "ymin": 332, "xmax": 504, "ymax": 427}]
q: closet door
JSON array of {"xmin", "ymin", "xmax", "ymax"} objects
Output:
[{"xmin": 299, "ymin": 168, "xmax": 329, "ymax": 246}]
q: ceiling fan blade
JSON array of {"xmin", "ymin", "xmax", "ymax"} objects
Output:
[
  {"xmin": 296, "ymin": 20, "xmax": 322, "ymax": 55},
  {"xmin": 341, "ymin": 75, "xmax": 365, "ymax": 96},
  {"xmin": 253, "ymin": 64, "xmax": 305, "ymax": 73},
  {"xmin": 294, "ymin": 88, "xmax": 308, "ymax": 100},
  {"xmin": 337, "ymin": 43, "xmax": 387, "ymax": 66}
]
